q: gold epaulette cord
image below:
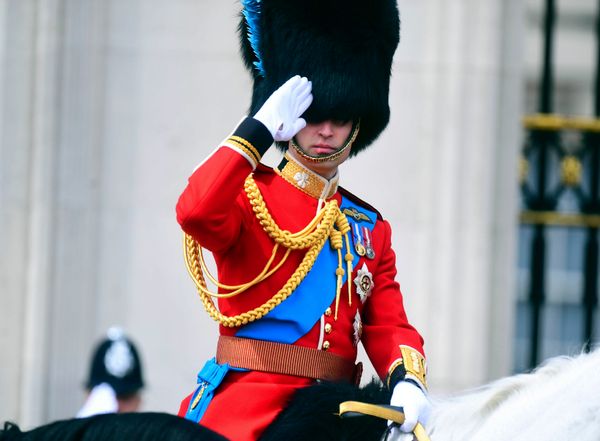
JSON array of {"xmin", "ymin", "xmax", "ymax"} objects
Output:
[{"xmin": 183, "ymin": 174, "xmax": 354, "ymax": 327}]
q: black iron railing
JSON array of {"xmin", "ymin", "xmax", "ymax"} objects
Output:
[
  {"xmin": 519, "ymin": 0, "xmax": 600, "ymax": 369},
  {"xmin": 520, "ymin": 116, "xmax": 600, "ymax": 368}
]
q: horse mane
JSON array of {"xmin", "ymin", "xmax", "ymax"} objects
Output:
[
  {"xmin": 262, "ymin": 379, "xmax": 390, "ymax": 441},
  {"xmin": 0, "ymin": 412, "xmax": 227, "ymax": 441},
  {"xmin": 428, "ymin": 348, "xmax": 600, "ymax": 441},
  {"xmin": 1, "ymin": 382, "xmax": 389, "ymax": 441}
]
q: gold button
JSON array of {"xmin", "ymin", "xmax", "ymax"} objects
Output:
[
  {"xmin": 325, "ymin": 307, "xmax": 332, "ymax": 317},
  {"xmin": 325, "ymin": 323, "xmax": 332, "ymax": 334},
  {"xmin": 322, "ymin": 341, "xmax": 330, "ymax": 350}
]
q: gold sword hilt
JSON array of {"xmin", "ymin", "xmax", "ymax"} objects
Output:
[{"xmin": 339, "ymin": 401, "xmax": 431, "ymax": 441}]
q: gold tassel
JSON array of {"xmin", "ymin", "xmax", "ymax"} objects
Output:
[
  {"xmin": 344, "ymin": 232, "xmax": 354, "ymax": 306},
  {"xmin": 334, "ymin": 252, "xmax": 345, "ymax": 320},
  {"xmin": 330, "ymin": 228, "xmax": 345, "ymax": 320}
]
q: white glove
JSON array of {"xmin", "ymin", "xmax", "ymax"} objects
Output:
[
  {"xmin": 387, "ymin": 381, "xmax": 431, "ymax": 440},
  {"xmin": 253, "ymin": 75, "xmax": 313, "ymax": 142}
]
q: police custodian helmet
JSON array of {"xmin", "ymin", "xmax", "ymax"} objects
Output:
[{"xmin": 85, "ymin": 327, "xmax": 144, "ymax": 397}]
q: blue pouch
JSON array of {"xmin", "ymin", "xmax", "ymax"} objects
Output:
[{"xmin": 184, "ymin": 358, "xmax": 231, "ymax": 423}]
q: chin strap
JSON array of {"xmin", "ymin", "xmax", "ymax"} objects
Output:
[{"xmin": 289, "ymin": 120, "xmax": 360, "ymax": 163}]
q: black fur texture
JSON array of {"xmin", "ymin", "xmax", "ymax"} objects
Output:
[
  {"xmin": 0, "ymin": 413, "xmax": 227, "ymax": 441},
  {"xmin": 239, "ymin": 0, "xmax": 400, "ymax": 155},
  {"xmin": 1, "ymin": 383, "xmax": 391, "ymax": 441},
  {"xmin": 260, "ymin": 379, "xmax": 392, "ymax": 441}
]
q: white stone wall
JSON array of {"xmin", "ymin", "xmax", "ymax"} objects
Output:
[
  {"xmin": 0, "ymin": 0, "xmax": 524, "ymax": 427},
  {"xmin": 347, "ymin": 0, "xmax": 524, "ymax": 390}
]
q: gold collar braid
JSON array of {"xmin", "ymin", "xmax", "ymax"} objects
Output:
[{"xmin": 184, "ymin": 174, "xmax": 354, "ymax": 327}]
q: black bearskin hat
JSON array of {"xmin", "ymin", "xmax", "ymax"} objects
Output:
[
  {"xmin": 239, "ymin": 0, "xmax": 400, "ymax": 155},
  {"xmin": 85, "ymin": 328, "xmax": 144, "ymax": 397}
]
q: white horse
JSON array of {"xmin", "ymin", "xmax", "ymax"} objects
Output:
[{"xmin": 427, "ymin": 348, "xmax": 600, "ymax": 441}]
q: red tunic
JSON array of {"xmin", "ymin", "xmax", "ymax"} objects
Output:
[{"xmin": 176, "ymin": 118, "xmax": 425, "ymax": 441}]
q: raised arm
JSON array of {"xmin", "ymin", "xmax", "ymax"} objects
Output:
[
  {"xmin": 176, "ymin": 118, "xmax": 272, "ymax": 252},
  {"xmin": 176, "ymin": 75, "xmax": 313, "ymax": 252}
]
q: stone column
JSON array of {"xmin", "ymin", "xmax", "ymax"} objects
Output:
[
  {"xmin": 0, "ymin": 0, "xmax": 116, "ymax": 424},
  {"xmin": 346, "ymin": 0, "xmax": 524, "ymax": 390},
  {"xmin": 0, "ymin": 0, "xmax": 39, "ymax": 425},
  {"xmin": 42, "ymin": 0, "xmax": 111, "ymax": 421}
]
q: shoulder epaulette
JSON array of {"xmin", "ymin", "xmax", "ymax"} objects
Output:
[{"xmin": 339, "ymin": 186, "xmax": 383, "ymax": 221}]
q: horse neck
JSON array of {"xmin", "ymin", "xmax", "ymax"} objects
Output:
[{"xmin": 428, "ymin": 349, "xmax": 600, "ymax": 441}]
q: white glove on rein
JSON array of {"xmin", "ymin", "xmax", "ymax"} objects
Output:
[
  {"xmin": 253, "ymin": 75, "xmax": 313, "ymax": 142},
  {"xmin": 387, "ymin": 380, "xmax": 431, "ymax": 440}
]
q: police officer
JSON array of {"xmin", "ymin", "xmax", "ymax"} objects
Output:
[{"xmin": 77, "ymin": 327, "xmax": 144, "ymax": 418}]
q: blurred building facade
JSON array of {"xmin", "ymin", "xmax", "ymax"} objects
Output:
[
  {"xmin": 515, "ymin": 0, "xmax": 600, "ymax": 372},
  {"xmin": 0, "ymin": 0, "xmax": 593, "ymax": 428}
]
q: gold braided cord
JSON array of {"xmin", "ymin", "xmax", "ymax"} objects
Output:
[
  {"xmin": 197, "ymin": 243, "xmax": 291, "ymax": 296},
  {"xmin": 289, "ymin": 120, "xmax": 361, "ymax": 164},
  {"xmin": 183, "ymin": 174, "xmax": 355, "ymax": 328},
  {"xmin": 334, "ymin": 248, "xmax": 344, "ymax": 319},
  {"xmin": 244, "ymin": 177, "xmax": 341, "ymax": 249},
  {"xmin": 184, "ymin": 227, "xmax": 329, "ymax": 327},
  {"xmin": 335, "ymin": 213, "xmax": 354, "ymax": 307}
]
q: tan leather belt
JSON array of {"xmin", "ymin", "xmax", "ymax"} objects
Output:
[{"xmin": 216, "ymin": 335, "xmax": 360, "ymax": 383}]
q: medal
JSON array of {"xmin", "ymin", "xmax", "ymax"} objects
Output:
[
  {"xmin": 354, "ymin": 243, "xmax": 367, "ymax": 257},
  {"xmin": 354, "ymin": 262, "xmax": 375, "ymax": 303},
  {"xmin": 363, "ymin": 227, "xmax": 375, "ymax": 259},
  {"xmin": 355, "ymin": 243, "xmax": 366, "ymax": 257},
  {"xmin": 353, "ymin": 223, "xmax": 366, "ymax": 256}
]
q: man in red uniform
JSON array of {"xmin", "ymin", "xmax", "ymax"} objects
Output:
[{"xmin": 176, "ymin": 1, "xmax": 430, "ymax": 440}]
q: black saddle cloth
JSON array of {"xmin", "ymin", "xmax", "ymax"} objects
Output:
[{"xmin": 261, "ymin": 379, "xmax": 391, "ymax": 441}]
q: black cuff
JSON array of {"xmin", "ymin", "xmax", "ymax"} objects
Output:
[
  {"xmin": 386, "ymin": 364, "xmax": 407, "ymax": 391},
  {"xmin": 402, "ymin": 378, "xmax": 422, "ymax": 390},
  {"xmin": 230, "ymin": 117, "xmax": 273, "ymax": 157}
]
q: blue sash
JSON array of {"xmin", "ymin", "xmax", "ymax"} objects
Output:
[
  {"xmin": 236, "ymin": 195, "xmax": 376, "ymax": 343},
  {"xmin": 186, "ymin": 195, "xmax": 377, "ymax": 423}
]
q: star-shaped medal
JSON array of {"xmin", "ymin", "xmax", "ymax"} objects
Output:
[{"xmin": 353, "ymin": 262, "xmax": 374, "ymax": 303}]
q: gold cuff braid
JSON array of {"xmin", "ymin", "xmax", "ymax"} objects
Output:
[
  {"xmin": 400, "ymin": 345, "xmax": 427, "ymax": 389},
  {"xmin": 387, "ymin": 346, "xmax": 428, "ymax": 390}
]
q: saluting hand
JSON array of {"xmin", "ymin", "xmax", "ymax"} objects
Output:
[{"xmin": 253, "ymin": 75, "xmax": 313, "ymax": 142}]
